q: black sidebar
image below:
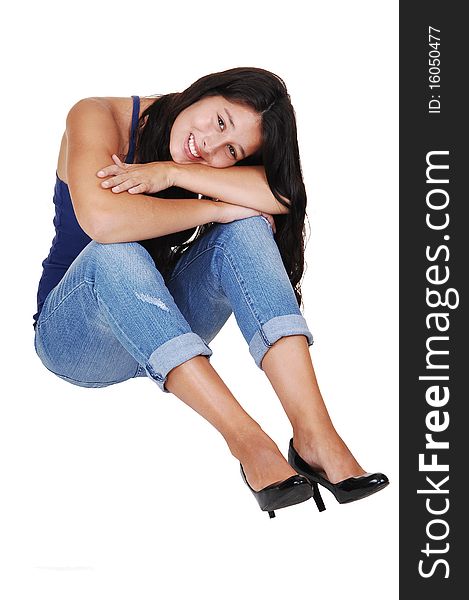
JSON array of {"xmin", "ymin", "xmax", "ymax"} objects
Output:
[{"xmin": 400, "ymin": 2, "xmax": 467, "ymax": 596}]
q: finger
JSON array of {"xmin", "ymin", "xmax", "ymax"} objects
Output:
[
  {"xmin": 112, "ymin": 154, "xmax": 126, "ymax": 168},
  {"xmin": 128, "ymin": 183, "xmax": 147, "ymax": 194},
  {"xmin": 111, "ymin": 178, "xmax": 137, "ymax": 193},
  {"xmin": 111, "ymin": 183, "xmax": 131, "ymax": 193},
  {"xmin": 101, "ymin": 173, "xmax": 132, "ymax": 188},
  {"xmin": 110, "ymin": 176, "xmax": 142, "ymax": 193},
  {"xmin": 97, "ymin": 164, "xmax": 122, "ymax": 177}
]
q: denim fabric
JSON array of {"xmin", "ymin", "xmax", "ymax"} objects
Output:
[{"xmin": 34, "ymin": 215, "xmax": 314, "ymax": 393}]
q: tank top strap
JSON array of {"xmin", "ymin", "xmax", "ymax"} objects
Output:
[{"xmin": 125, "ymin": 95, "xmax": 141, "ymax": 164}]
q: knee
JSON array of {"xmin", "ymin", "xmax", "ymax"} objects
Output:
[
  {"xmin": 85, "ymin": 240, "xmax": 155, "ymax": 272},
  {"xmin": 216, "ymin": 215, "xmax": 274, "ymax": 247}
]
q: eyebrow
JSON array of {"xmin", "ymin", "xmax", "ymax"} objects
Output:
[{"xmin": 224, "ymin": 108, "xmax": 246, "ymax": 159}]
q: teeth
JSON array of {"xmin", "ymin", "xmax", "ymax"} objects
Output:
[{"xmin": 188, "ymin": 133, "xmax": 200, "ymax": 158}]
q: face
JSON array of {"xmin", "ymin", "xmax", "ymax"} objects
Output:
[{"xmin": 169, "ymin": 95, "xmax": 263, "ymax": 168}]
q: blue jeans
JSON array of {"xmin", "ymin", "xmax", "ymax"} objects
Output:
[{"xmin": 34, "ymin": 215, "xmax": 314, "ymax": 393}]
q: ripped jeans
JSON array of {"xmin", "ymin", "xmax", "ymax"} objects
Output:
[{"xmin": 33, "ymin": 215, "xmax": 314, "ymax": 393}]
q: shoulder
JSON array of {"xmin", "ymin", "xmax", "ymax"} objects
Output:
[
  {"xmin": 66, "ymin": 96, "xmax": 155, "ymax": 129},
  {"xmin": 66, "ymin": 97, "xmax": 118, "ymax": 128},
  {"xmin": 65, "ymin": 97, "xmax": 128, "ymax": 153}
]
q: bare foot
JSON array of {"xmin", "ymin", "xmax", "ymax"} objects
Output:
[
  {"xmin": 292, "ymin": 429, "xmax": 367, "ymax": 484},
  {"xmin": 231, "ymin": 431, "xmax": 298, "ymax": 492}
]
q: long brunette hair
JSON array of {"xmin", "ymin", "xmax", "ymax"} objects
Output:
[{"xmin": 134, "ymin": 67, "xmax": 308, "ymax": 308}]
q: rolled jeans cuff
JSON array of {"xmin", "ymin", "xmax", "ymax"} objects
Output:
[
  {"xmin": 145, "ymin": 332, "xmax": 213, "ymax": 393},
  {"xmin": 249, "ymin": 314, "xmax": 314, "ymax": 370}
]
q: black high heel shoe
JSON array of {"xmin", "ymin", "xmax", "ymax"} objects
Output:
[
  {"xmin": 239, "ymin": 462, "xmax": 314, "ymax": 518},
  {"xmin": 288, "ymin": 438, "xmax": 389, "ymax": 506}
]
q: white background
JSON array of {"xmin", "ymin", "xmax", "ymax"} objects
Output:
[{"xmin": 1, "ymin": 1, "xmax": 398, "ymax": 598}]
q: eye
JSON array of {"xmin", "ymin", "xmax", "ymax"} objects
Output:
[{"xmin": 218, "ymin": 115, "xmax": 236, "ymax": 159}]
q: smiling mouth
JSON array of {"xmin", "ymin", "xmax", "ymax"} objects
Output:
[{"xmin": 187, "ymin": 133, "xmax": 201, "ymax": 158}]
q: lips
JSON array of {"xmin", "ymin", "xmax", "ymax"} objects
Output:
[{"xmin": 184, "ymin": 132, "xmax": 202, "ymax": 162}]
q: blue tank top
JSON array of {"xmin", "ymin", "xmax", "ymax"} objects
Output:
[{"xmin": 33, "ymin": 95, "xmax": 141, "ymax": 328}]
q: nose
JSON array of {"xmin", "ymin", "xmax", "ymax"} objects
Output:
[{"xmin": 202, "ymin": 132, "xmax": 223, "ymax": 156}]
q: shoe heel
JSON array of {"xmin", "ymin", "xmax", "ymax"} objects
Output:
[
  {"xmin": 312, "ymin": 482, "xmax": 326, "ymax": 512},
  {"xmin": 268, "ymin": 510, "xmax": 276, "ymax": 519}
]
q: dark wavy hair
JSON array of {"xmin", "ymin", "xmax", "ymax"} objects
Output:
[{"xmin": 133, "ymin": 66, "xmax": 308, "ymax": 308}]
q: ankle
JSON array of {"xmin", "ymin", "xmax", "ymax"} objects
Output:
[
  {"xmin": 230, "ymin": 431, "xmax": 297, "ymax": 491},
  {"xmin": 225, "ymin": 425, "xmax": 269, "ymax": 461},
  {"xmin": 292, "ymin": 429, "xmax": 367, "ymax": 482},
  {"xmin": 292, "ymin": 423, "xmax": 337, "ymax": 450}
]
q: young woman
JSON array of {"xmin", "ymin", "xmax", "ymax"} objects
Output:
[{"xmin": 33, "ymin": 67, "xmax": 388, "ymax": 518}]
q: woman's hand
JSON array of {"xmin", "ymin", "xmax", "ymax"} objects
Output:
[
  {"xmin": 215, "ymin": 201, "xmax": 276, "ymax": 233},
  {"xmin": 96, "ymin": 155, "xmax": 175, "ymax": 194}
]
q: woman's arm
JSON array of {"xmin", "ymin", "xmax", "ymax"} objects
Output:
[
  {"xmin": 171, "ymin": 163, "xmax": 291, "ymax": 215},
  {"xmin": 66, "ymin": 99, "xmax": 221, "ymax": 244},
  {"xmin": 97, "ymin": 158, "xmax": 292, "ymax": 215}
]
